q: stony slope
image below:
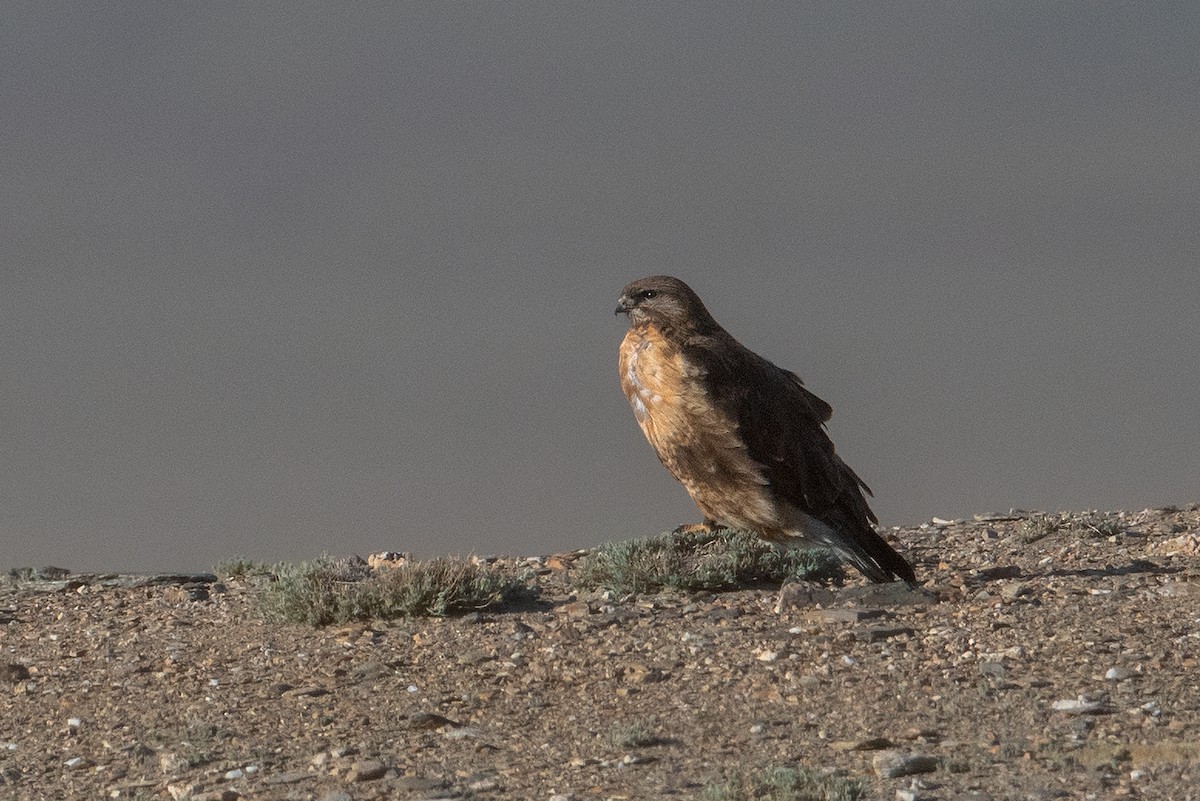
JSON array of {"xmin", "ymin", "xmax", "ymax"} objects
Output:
[{"xmin": 2, "ymin": 505, "xmax": 1199, "ymax": 801}]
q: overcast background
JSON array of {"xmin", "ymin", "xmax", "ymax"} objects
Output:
[{"xmin": 3, "ymin": 4, "xmax": 1197, "ymax": 573}]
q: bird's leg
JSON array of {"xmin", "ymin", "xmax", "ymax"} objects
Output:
[{"xmin": 672, "ymin": 518, "xmax": 728, "ymax": 536}]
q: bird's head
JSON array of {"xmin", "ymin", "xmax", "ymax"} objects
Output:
[{"xmin": 615, "ymin": 275, "xmax": 719, "ymax": 334}]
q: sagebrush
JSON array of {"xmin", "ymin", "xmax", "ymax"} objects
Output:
[
  {"xmin": 700, "ymin": 764, "xmax": 867, "ymax": 801},
  {"xmin": 258, "ymin": 557, "xmax": 535, "ymax": 625},
  {"xmin": 579, "ymin": 528, "xmax": 842, "ymax": 594}
]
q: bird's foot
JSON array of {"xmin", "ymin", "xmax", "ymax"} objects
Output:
[{"xmin": 672, "ymin": 520, "xmax": 729, "ymax": 536}]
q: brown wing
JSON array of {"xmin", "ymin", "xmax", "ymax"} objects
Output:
[
  {"xmin": 685, "ymin": 333, "xmax": 915, "ymax": 584},
  {"xmin": 687, "ymin": 335, "xmax": 859, "ymax": 515}
]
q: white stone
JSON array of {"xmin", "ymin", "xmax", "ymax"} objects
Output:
[{"xmin": 1050, "ymin": 698, "xmax": 1107, "ymax": 714}]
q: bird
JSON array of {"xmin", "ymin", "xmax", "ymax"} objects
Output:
[{"xmin": 615, "ymin": 275, "xmax": 916, "ymax": 585}]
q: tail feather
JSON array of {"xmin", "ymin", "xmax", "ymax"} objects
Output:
[
  {"xmin": 804, "ymin": 512, "xmax": 916, "ymax": 585},
  {"xmin": 837, "ymin": 528, "xmax": 917, "ymax": 585}
]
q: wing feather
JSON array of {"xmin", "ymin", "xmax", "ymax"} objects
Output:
[
  {"xmin": 686, "ymin": 334, "xmax": 914, "ymax": 584},
  {"xmin": 687, "ymin": 336, "xmax": 854, "ymax": 517}
]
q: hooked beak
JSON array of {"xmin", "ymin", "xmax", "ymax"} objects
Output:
[{"xmin": 614, "ymin": 295, "xmax": 631, "ymax": 316}]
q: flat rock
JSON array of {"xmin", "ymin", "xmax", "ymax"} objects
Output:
[
  {"xmin": 408, "ymin": 712, "xmax": 461, "ymax": 730},
  {"xmin": 15, "ymin": 572, "xmax": 219, "ymax": 593},
  {"xmin": 396, "ymin": 775, "xmax": 450, "ymax": 792},
  {"xmin": 1050, "ymin": 698, "xmax": 1112, "ymax": 715},
  {"xmin": 976, "ymin": 565, "xmax": 1023, "ymax": 581},
  {"xmin": 855, "ymin": 625, "xmax": 916, "ymax": 643},
  {"xmin": 840, "ymin": 583, "xmax": 938, "ymax": 607},
  {"xmin": 346, "ymin": 760, "xmax": 388, "ymax": 782},
  {"xmin": 1000, "ymin": 581, "xmax": 1032, "ymax": 600},
  {"xmin": 775, "ymin": 582, "xmax": 837, "ymax": 611},
  {"xmin": 974, "ymin": 511, "xmax": 1031, "ymax": 522},
  {"xmin": 872, "ymin": 751, "xmax": 939, "ymax": 778},
  {"xmin": 802, "ymin": 608, "xmax": 885, "ymax": 624},
  {"xmin": 830, "ymin": 736, "xmax": 894, "ymax": 751}
]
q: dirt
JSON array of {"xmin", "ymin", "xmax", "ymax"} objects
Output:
[{"xmin": 3, "ymin": 505, "xmax": 1199, "ymax": 801}]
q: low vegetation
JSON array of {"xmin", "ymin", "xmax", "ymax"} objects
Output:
[
  {"xmin": 1020, "ymin": 510, "xmax": 1124, "ymax": 542},
  {"xmin": 257, "ymin": 557, "xmax": 535, "ymax": 625},
  {"xmin": 700, "ymin": 765, "xmax": 868, "ymax": 801},
  {"xmin": 212, "ymin": 557, "xmax": 276, "ymax": 579},
  {"xmin": 225, "ymin": 528, "xmax": 842, "ymax": 626},
  {"xmin": 606, "ymin": 719, "xmax": 664, "ymax": 750},
  {"xmin": 578, "ymin": 528, "xmax": 843, "ymax": 594},
  {"xmin": 2, "ymin": 566, "xmax": 70, "ymax": 587}
]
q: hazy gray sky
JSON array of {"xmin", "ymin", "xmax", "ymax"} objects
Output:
[{"xmin": 3, "ymin": 4, "xmax": 1197, "ymax": 572}]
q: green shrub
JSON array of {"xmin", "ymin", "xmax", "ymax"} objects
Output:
[
  {"xmin": 258, "ymin": 557, "xmax": 535, "ymax": 625},
  {"xmin": 700, "ymin": 765, "xmax": 867, "ymax": 801},
  {"xmin": 578, "ymin": 528, "xmax": 842, "ymax": 594},
  {"xmin": 212, "ymin": 557, "xmax": 275, "ymax": 579}
]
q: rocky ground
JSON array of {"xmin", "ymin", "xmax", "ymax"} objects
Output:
[{"xmin": 3, "ymin": 505, "xmax": 1200, "ymax": 801}]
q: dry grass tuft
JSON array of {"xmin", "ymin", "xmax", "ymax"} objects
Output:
[{"xmin": 1020, "ymin": 511, "xmax": 1125, "ymax": 542}]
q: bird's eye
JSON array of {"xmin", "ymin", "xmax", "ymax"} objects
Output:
[{"xmin": 639, "ymin": 289, "xmax": 657, "ymax": 300}]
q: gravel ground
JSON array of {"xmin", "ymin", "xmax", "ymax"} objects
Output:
[{"xmin": 3, "ymin": 505, "xmax": 1199, "ymax": 801}]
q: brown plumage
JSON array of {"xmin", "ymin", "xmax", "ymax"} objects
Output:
[{"xmin": 615, "ymin": 275, "xmax": 915, "ymax": 585}]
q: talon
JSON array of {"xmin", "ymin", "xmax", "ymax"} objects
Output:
[{"xmin": 672, "ymin": 520, "xmax": 728, "ymax": 536}]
